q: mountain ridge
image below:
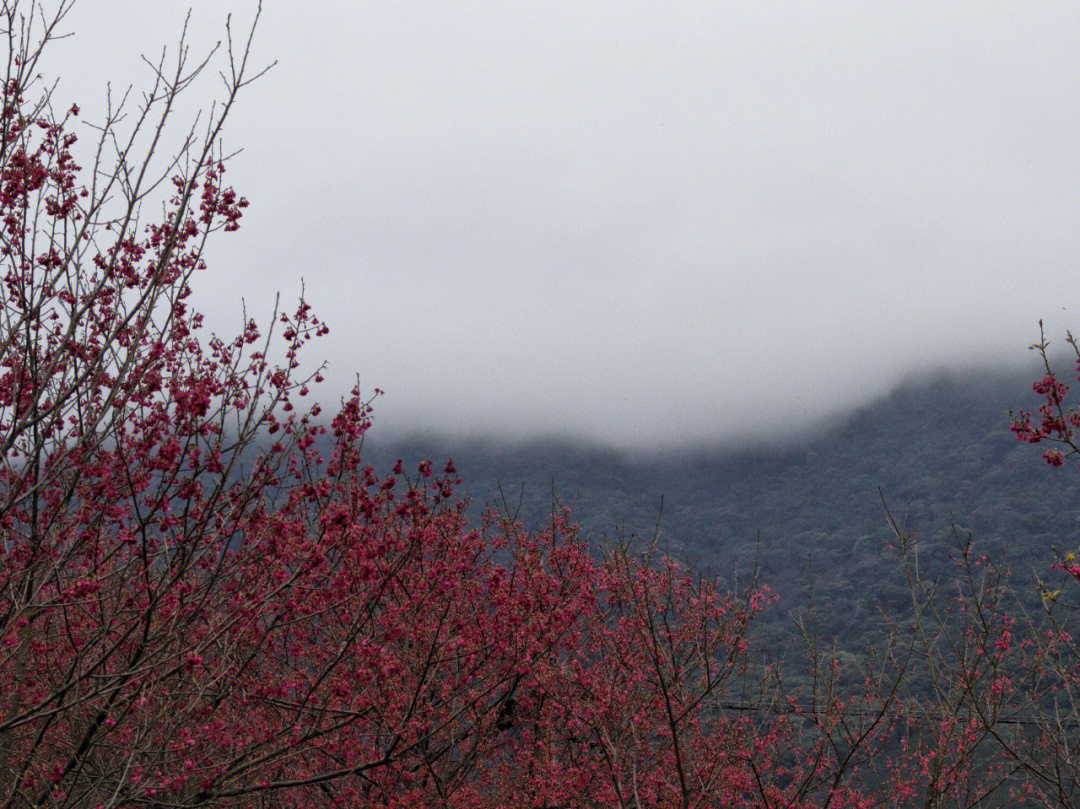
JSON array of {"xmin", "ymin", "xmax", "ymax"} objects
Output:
[{"xmin": 353, "ymin": 366, "xmax": 1079, "ymax": 654}]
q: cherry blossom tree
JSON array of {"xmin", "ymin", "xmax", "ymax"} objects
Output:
[
  {"xmin": 0, "ymin": 4, "xmax": 790, "ymax": 807},
  {"xmin": 7, "ymin": 2, "xmax": 1080, "ymax": 807}
]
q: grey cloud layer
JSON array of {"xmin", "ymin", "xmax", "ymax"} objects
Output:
[{"xmin": 50, "ymin": 2, "xmax": 1080, "ymax": 447}]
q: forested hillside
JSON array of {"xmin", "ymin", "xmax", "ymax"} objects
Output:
[{"xmin": 361, "ymin": 367, "xmax": 1080, "ymax": 655}]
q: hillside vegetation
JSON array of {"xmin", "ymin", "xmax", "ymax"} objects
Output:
[{"xmin": 361, "ymin": 368, "xmax": 1080, "ymax": 655}]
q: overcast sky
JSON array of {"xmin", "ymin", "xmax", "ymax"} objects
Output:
[{"xmin": 42, "ymin": 2, "xmax": 1080, "ymax": 449}]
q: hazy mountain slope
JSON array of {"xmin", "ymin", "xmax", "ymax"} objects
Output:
[{"xmin": 356, "ymin": 368, "xmax": 1080, "ymax": 653}]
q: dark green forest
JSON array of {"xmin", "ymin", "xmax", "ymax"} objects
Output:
[{"xmin": 359, "ymin": 367, "xmax": 1080, "ymax": 663}]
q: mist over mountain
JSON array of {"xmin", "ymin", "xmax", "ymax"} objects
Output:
[
  {"xmin": 52, "ymin": 3, "xmax": 1080, "ymax": 453},
  {"xmin": 355, "ymin": 366, "xmax": 1080, "ymax": 654}
]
